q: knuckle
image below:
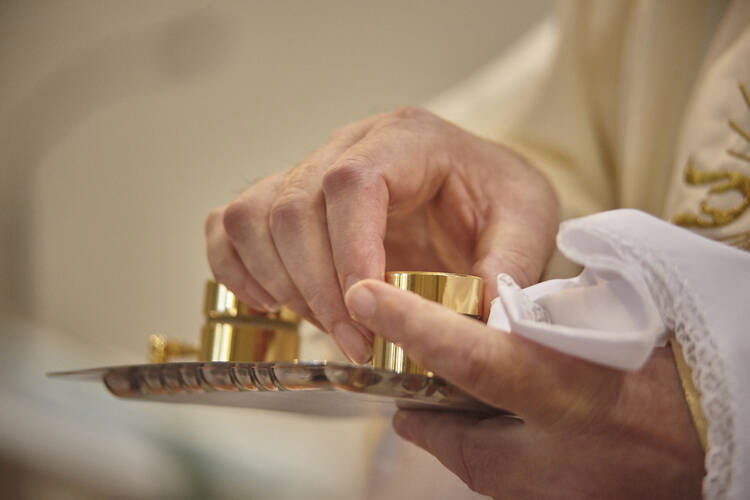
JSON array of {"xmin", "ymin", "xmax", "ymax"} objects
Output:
[
  {"xmin": 463, "ymin": 336, "xmax": 492, "ymax": 390},
  {"xmin": 391, "ymin": 105, "xmax": 430, "ymax": 121},
  {"xmin": 222, "ymin": 200, "xmax": 250, "ymax": 240},
  {"xmin": 223, "ymin": 197, "xmax": 267, "ymax": 241},
  {"xmin": 268, "ymin": 190, "xmax": 308, "ymax": 235},
  {"xmin": 322, "ymin": 156, "xmax": 374, "ymax": 196}
]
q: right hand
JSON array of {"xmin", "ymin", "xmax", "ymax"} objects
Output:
[
  {"xmin": 343, "ymin": 279, "xmax": 705, "ymax": 499},
  {"xmin": 204, "ymin": 107, "xmax": 559, "ymax": 363}
]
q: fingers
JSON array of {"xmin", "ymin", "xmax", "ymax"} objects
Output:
[
  {"xmin": 222, "ymin": 174, "xmax": 316, "ymax": 321},
  {"xmin": 209, "ymin": 107, "xmax": 560, "ymax": 368},
  {"xmin": 473, "ymin": 207, "xmax": 557, "ymax": 286},
  {"xmin": 322, "ymin": 108, "xmax": 451, "ymax": 292},
  {"xmin": 345, "ymin": 279, "xmax": 604, "ymax": 422},
  {"xmin": 219, "ymin": 116, "xmax": 381, "ymax": 362},
  {"xmin": 269, "ymin": 171, "xmax": 373, "ymax": 363},
  {"xmin": 470, "ymin": 150, "xmax": 559, "ymax": 312},
  {"xmin": 321, "ymin": 152, "xmax": 389, "ymax": 291},
  {"xmin": 261, "ymin": 121, "xmax": 382, "ymax": 363},
  {"xmin": 204, "ymin": 206, "xmax": 277, "ymax": 310}
]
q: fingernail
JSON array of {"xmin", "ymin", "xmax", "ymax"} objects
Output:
[
  {"xmin": 345, "ymin": 274, "xmax": 360, "ymax": 292},
  {"xmin": 333, "ymin": 322, "xmax": 372, "ymax": 364},
  {"xmin": 345, "ymin": 283, "xmax": 376, "ymax": 320}
]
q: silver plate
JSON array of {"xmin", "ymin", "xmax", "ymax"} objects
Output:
[{"xmin": 49, "ymin": 361, "xmax": 504, "ymax": 417}]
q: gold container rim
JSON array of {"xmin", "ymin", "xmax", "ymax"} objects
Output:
[{"xmin": 385, "ymin": 271, "xmax": 483, "ymax": 317}]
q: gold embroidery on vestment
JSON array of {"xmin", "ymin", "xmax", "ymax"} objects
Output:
[
  {"xmin": 671, "ymin": 158, "xmax": 750, "ymax": 227},
  {"xmin": 673, "ymin": 83, "xmax": 750, "ymax": 228},
  {"xmin": 719, "ymin": 230, "xmax": 750, "ymax": 251},
  {"xmin": 739, "ymin": 81, "xmax": 750, "ymax": 109},
  {"xmin": 727, "ymin": 149, "xmax": 750, "ymax": 163},
  {"xmin": 729, "ymin": 120, "xmax": 750, "ymax": 143}
]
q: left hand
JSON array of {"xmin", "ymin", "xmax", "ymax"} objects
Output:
[
  {"xmin": 204, "ymin": 108, "xmax": 559, "ymax": 364},
  {"xmin": 344, "ymin": 279, "xmax": 705, "ymax": 500}
]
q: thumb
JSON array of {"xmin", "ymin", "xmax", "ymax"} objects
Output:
[{"xmin": 345, "ymin": 279, "xmax": 540, "ymax": 416}]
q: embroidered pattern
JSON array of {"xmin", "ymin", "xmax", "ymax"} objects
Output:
[
  {"xmin": 673, "ymin": 83, "xmax": 750, "ymax": 228},
  {"xmin": 719, "ymin": 230, "xmax": 750, "ymax": 251}
]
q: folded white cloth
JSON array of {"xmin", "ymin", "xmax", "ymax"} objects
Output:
[
  {"xmin": 489, "ymin": 248, "xmax": 664, "ymax": 371},
  {"xmin": 488, "ymin": 209, "xmax": 748, "ymax": 371},
  {"xmin": 487, "ymin": 208, "xmax": 750, "ymax": 499}
]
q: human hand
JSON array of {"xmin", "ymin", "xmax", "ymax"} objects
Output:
[
  {"xmin": 344, "ymin": 279, "xmax": 706, "ymax": 499},
  {"xmin": 205, "ymin": 107, "xmax": 558, "ymax": 363}
]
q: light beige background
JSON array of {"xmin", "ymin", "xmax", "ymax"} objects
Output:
[{"xmin": 0, "ymin": 1, "xmax": 551, "ymax": 498}]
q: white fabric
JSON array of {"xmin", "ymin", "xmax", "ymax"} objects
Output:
[
  {"xmin": 489, "ymin": 252, "xmax": 665, "ymax": 371},
  {"xmin": 488, "ymin": 209, "xmax": 750, "ymax": 500}
]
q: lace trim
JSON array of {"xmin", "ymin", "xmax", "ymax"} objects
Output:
[{"xmin": 559, "ymin": 223, "xmax": 734, "ymax": 500}]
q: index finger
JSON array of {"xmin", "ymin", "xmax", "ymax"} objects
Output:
[{"xmin": 322, "ymin": 110, "xmax": 451, "ymax": 293}]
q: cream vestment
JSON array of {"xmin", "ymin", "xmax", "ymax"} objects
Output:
[{"xmin": 369, "ymin": 1, "xmax": 750, "ymax": 499}]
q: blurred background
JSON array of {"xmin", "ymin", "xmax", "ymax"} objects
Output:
[{"xmin": 0, "ymin": 1, "xmax": 552, "ymax": 498}]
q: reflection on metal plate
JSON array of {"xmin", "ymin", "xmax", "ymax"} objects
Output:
[{"xmin": 49, "ymin": 361, "xmax": 504, "ymax": 417}]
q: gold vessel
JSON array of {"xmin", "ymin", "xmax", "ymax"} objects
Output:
[
  {"xmin": 372, "ymin": 271, "xmax": 483, "ymax": 375},
  {"xmin": 150, "ymin": 281, "xmax": 300, "ymax": 363},
  {"xmin": 51, "ymin": 276, "xmax": 500, "ymax": 417}
]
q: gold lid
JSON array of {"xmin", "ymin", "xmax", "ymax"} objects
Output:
[
  {"xmin": 386, "ymin": 271, "xmax": 483, "ymax": 317},
  {"xmin": 204, "ymin": 281, "xmax": 300, "ymax": 324}
]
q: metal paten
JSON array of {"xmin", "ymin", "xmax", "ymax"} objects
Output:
[{"xmin": 50, "ymin": 278, "xmax": 501, "ymax": 417}]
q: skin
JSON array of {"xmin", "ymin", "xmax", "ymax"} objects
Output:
[
  {"xmin": 205, "ymin": 108, "xmax": 705, "ymax": 498},
  {"xmin": 205, "ymin": 107, "xmax": 557, "ymax": 362},
  {"xmin": 345, "ymin": 280, "xmax": 705, "ymax": 499}
]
